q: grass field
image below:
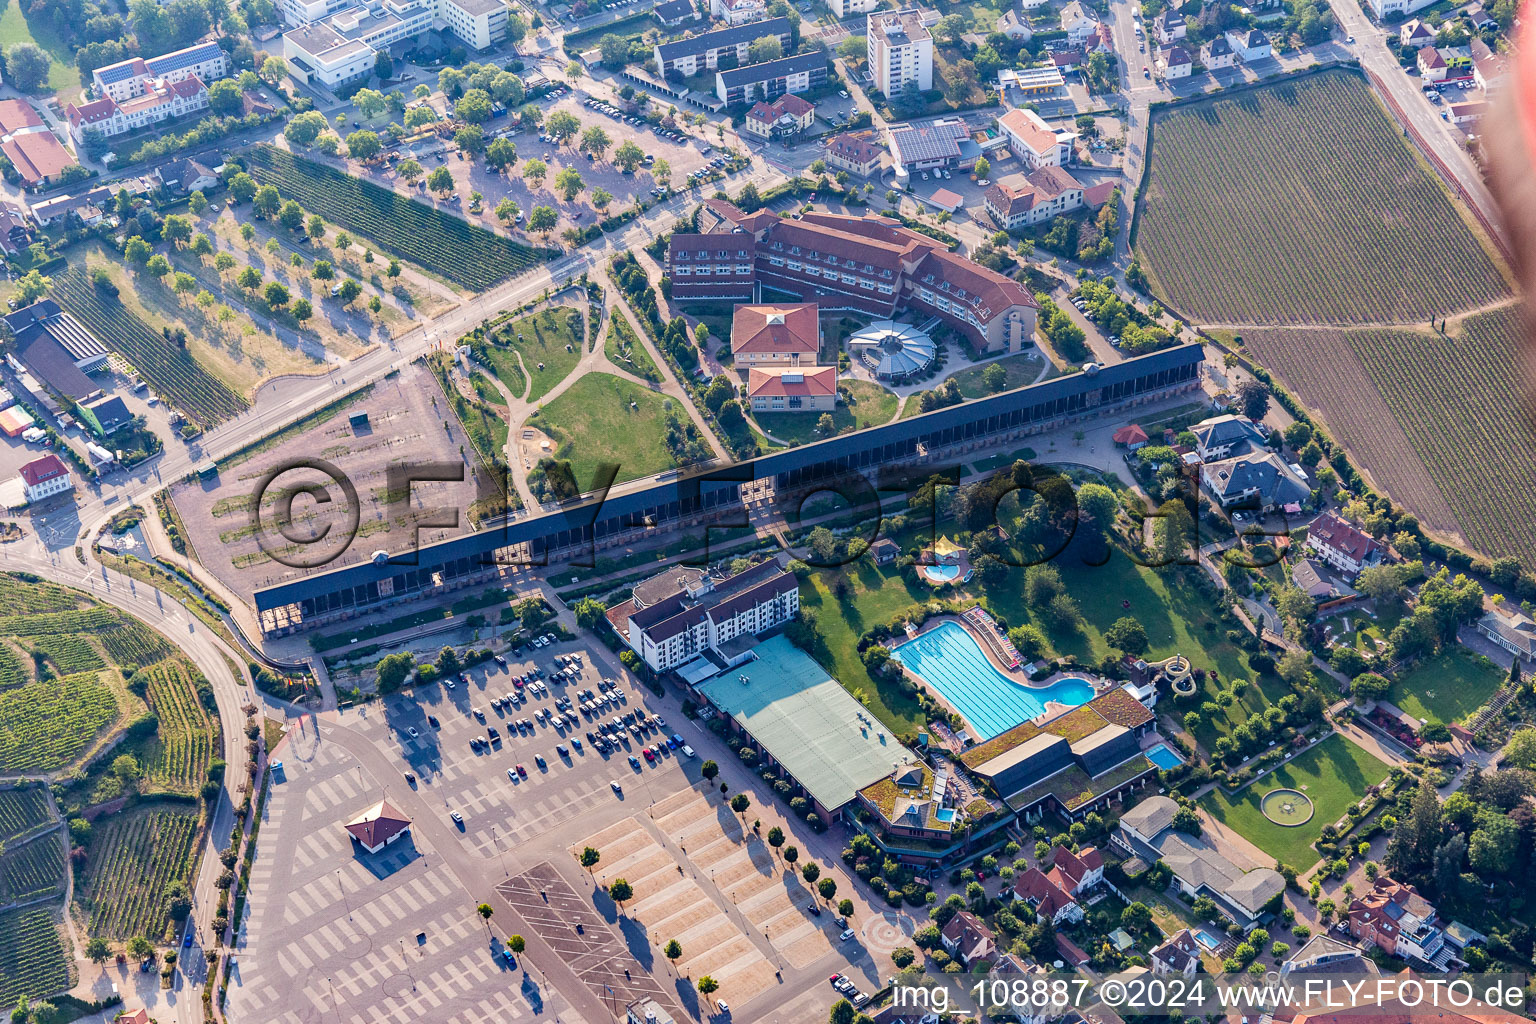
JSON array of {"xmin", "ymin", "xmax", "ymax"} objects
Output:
[
  {"xmin": 950, "ymin": 352, "xmax": 1048, "ymax": 399},
  {"xmin": 0, "ymin": 3, "xmax": 76, "ymax": 93},
  {"xmin": 755, "ymin": 379, "xmax": 898, "ymax": 445},
  {"xmin": 604, "ymin": 314, "xmax": 661, "ymax": 383},
  {"xmin": 1136, "ymin": 69, "xmax": 1508, "ymax": 326},
  {"xmin": 1199, "ymin": 733, "xmax": 1391, "ymax": 870},
  {"xmin": 51, "ymin": 265, "xmax": 248, "ymax": 427},
  {"xmin": 80, "ymin": 804, "xmax": 201, "ymax": 940},
  {"xmin": 1388, "ymin": 646, "xmax": 1505, "ymax": 727},
  {"xmin": 241, "ymin": 146, "xmax": 555, "ymax": 291},
  {"xmin": 0, "ymin": 908, "xmax": 71, "ymax": 1009},
  {"xmin": 478, "ymin": 307, "xmax": 585, "ymax": 402},
  {"xmin": 1244, "ymin": 304, "xmax": 1535, "ymax": 562},
  {"xmin": 527, "ymin": 373, "xmax": 683, "ymax": 486}
]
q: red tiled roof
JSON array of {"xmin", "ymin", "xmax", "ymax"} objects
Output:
[
  {"xmin": 998, "ymin": 107, "xmax": 1059, "ymax": 155},
  {"xmin": 1083, "ymin": 180, "xmax": 1117, "ymax": 207},
  {"xmin": 1014, "ymin": 866, "xmax": 1077, "ymax": 918},
  {"xmin": 748, "ymin": 92, "xmax": 813, "ymax": 122},
  {"xmin": 344, "ymin": 799, "xmax": 411, "ymax": 848},
  {"xmin": 67, "ymin": 97, "xmax": 119, "ymax": 127},
  {"xmin": 747, "ymin": 365, "xmax": 836, "ymax": 398},
  {"xmin": 19, "ymin": 454, "xmax": 68, "ymax": 486},
  {"xmin": 1051, "ymin": 844, "xmax": 1103, "ymax": 889},
  {"xmin": 1419, "ymin": 46, "xmax": 1446, "ymax": 67},
  {"xmin": 1308, "ymin": 512, "xmax": 1381, "ymax": 562},
  {"xmin": 826, "ymin": 132, "xmax": 882, "ymax": 166},
  {"xmin": 0, "ymin": 102, "xmax": 75, "ymax": 185},
  {"xmin": 731, "ymin": 302, "xmax": 819, "ymax": 355},
  {"xmin": 1113, "ymin": 424, "xmax": 1149, "ymax": 444},
  {"xmin": 0, "ymin": 99, "xmax": 44, "ymax": 134}
]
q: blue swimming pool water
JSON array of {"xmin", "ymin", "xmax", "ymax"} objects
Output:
[
  {"xmin": 890, "ymin": 620, "xmax": 1095, "ymax": 739},
  {"xmin": 922, "ymin": 563, "xmax": 961, "ymax": 581},
  {"xmin": 1145, "ymin": 742, "xmax": 1184, "ymax": 770},
  {"xmin": 1195, "ymin": 930, "xmax": 1221, "ymax": 950}
]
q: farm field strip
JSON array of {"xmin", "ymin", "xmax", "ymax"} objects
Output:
[
  {"xmin": 0, "ymin": 908, "xmax": 71, "ymax": 1009},
  {"xmin": 1136, "ymin": 70, "xmax": 1508, "ymax": 325},
  {"xmin": 0, "ymin": 790, "xmax": 51, "ymax": 845},
  {"xmin": 140, "ymin": 659, "xmax": 216, "ymax": 793},
  {"xmin": 99, "ymin": 620, "xmax": 177, "ymax": 669},
  {"xmin": 0, "ymin": 578, "xmax": 83, "ymax": 615},
  {"xmin": 241, "ymin": 146, "xmax": 555, "ymax": 291},
  {"xmin": 82, "ymin": 806, "xmax": 200, "ymax": 940},
  {"xmin": 0, "ymin": 834, "xmax": 65, "ymax": 903},
  {"xmin": 0, "ymin": 608, "xmax": 116, "ymax": 637},
  {"xmin": 0, "ymin": 672, "xmax": 118, "ymax": 773},
  {"xmin": 50, "ymin": 267, "xmax": 247, "ymax": 427},
  {"xmin": 31, "ymin": 634, "xmax": 104, "ymax": 675}
]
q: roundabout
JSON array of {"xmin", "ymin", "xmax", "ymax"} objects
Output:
[{"xmin": 1259, "ymin": 788, "xmax": 1315, "ymax": 826}]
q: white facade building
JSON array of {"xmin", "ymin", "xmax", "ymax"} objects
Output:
[
  {"xmin": 283, "ymin": 0, "xmax": 507, "ymax": 86},
  {"xmin": 828, "ymin": 0, "xmax": 878, "ymax": 16},
  {"xmin": 868, "ymin": 8, "xmax": 933, "ymax": 96},
  {"xmin": 711, "ymin": 0, "xmax": 767, "ymax": 25},
  {"xmin": 91, "ymin": 42, "xmax": 230, "ymax": 102},
  {"xmin": 19, "ymin": 454, "xmax": 72, "ymax": 504},
  {"xmin": 997, "ymin": 106, "xmax": 1077, "ymax": 169},
  {"xmin": 611, "ymin": 561, "xmax": 800, "ymax": 672}
]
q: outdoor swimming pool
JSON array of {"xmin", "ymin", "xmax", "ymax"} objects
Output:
[
  {"xmin": 1145, "ymin": 743, "xmax": 1185, "ymax": 770},
  {"xmin": 891, "ymin": 620, "xmax": 1095, "ymax": 739},
  {"xmin": 920, "ymin": 563, "xmax": 961, "ymax": 583}
]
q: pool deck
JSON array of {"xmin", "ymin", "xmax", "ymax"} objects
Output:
[{"xmin": 899, "ymin": 614, "xmax": 1114, "ymax": 742}]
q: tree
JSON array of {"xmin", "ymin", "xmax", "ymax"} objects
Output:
[
  {"xmin": 397, "ymin": 158, "xmax": 424, "ymax": 183},
  {"xmin": 491, "ymin": 70, "xmax": 524, "ymax": 106},
  {"xmin": 554, "ymin": 167, "xmax": 585, "ymax": 202},
  {"xmin": 1121, "ymin": 902, "xmax": 1153, "ymax": 933},
  {"xmin": 14, "ymin": 270, "xmax": 49, "ymax": 305},
  {"xmin": 579, "ymin": 847, "xmax": 601, "ymax": 875},
  {"xmin": 580, "ymin": 125, "xmax": 612, "ymax": 160},
  {"xmin": 189, "ymin": 233, "xmax": 213, "ymax": 259},
  {"xmin": 145, "ymin": 255, "xmax": 171, "ymax": 279},
  {"xmin": 1470, "ymin": 815, "xmax": 1519, "ymax": 875},
  {"xmin": 1350, "ymin": 671, "xmax": 1391, "ymax": 701},
  {"xmin": 404, "ymin": 105, "xmax": 438, "ymax": 130},
  {"xmin": 546, "ymin": 109, "xmax": 581, "ymax": 145},
  {"xmin": 86, "ymin": 936, "xmax": 112, "ymax": 963},
  {"xmin": 730, "ymin": 793, "xmax": 750, "ymax": 816},
  {"xmin": 455, "ymin": 125, "xmax": 486, "ymax": 155},
  {"xmin": 701, "ymin": 760, "xmax": 720, "ymax": 782},
  {"xmin": 354, "ymin": 88, "xmax": 386, "ymax": 118},
  {"xmin": 665, "ymin": 939, "xmax": 682, "ymax": 969},
  {"xmin": 486, "ymin": 138, "xmax": 518, "ymax": 172},
  {"xmin": 830, "ymin": 999, "xmax": 856, "ymax": 1024},
  {"xmin": 528, "ymin": 205, "xmax": 558, "ymax": 236},
  {"xmin": 228, "ymin": 172, "xmax": 257, "ymax": 205},
  {"xmin": 614, "ymin": 139, "xmax": 645, "ymax": 172},
  {"xmin": 1236, "ymin": 378, "xmax": 1270, "ymax": 421},
  {"xmin": 260, "ymin": 55, "xmax": 288, "ymax": 85},
  {"xmin": 292, "ymin": 298, "xmax": 313, "ymax": 322},
  {"xmin": 508, "ymin": 934, "xmax": 525, "ymax": 953},
  {"xmin": 523, "ymin": 158, "xmax": 548, "ymax": 188},
  {"xmin": 338, "ymin": 280, "xmax": 362, "ymax": 303},
  {"xmin": 374, "ymin": 49, "xmax": 394, "ymax": 80},
  {"xmin": 346, "ymin": 130, "xmax": 382, "ymax": 161},
  {"xmin": 1387, "ymin": 779, "xmax": 1442, "ymax": 874},
  {"xmin": 237, "ymin": 266, "xmax": 262, "ymax": 292},
  {"xmin": 980, "ymin": 362, "xmax": 1008, "ymax": 393},
  {"xmin": 591, "ymin": 187, "xmax": 614, "ymax": 211},
  {"xmin": 1104, "ymin": 617, "xmax": 1149, "ymax": 656},
  {"xmin": 816, "ymin": 412, "xmax": 837, "ymax": 438},
  {"xmin": 652, "ymin": 158, "xmax": 672, "ymax": 186},
  {"xmin": 428, "ymin": 166, "xmax": 455, "ymax": 195},
  {"xmin": 609, "ymin": 878, "xmax": 633, "ymax": 910},
  {"xmin": 264, "ymin": 282, "xmax": 290, "ymax": 308},
  {"xmin": 371, "ymin": 652, "xmax": 409, "ymax": 694},
  {"xmin": 279, "ymin": 200, "xmax": 305, "ymax": 231},
  {"xmin": 456, "ymin": 88, "xmax": 494, "ymax": 123},
  {"xmin": 476, "ymin": 903, "xmax": 494, "ymax": 932},
  {"xmin": 974, "ymin": 156, "xmax": 991, "ymax": 180},
  {"xmin": 127, "ymin": 935, "xmax": 155, "ymax": 960},
  {"xmin": 818, "ymin": 877, "xmax": 837, "ymax": 901},
  {"xmin": 697, "ymin": 976, "xmax": 719, "ymax": 995},
  {"xmin": 784, "ymin": 846, "xmax": 799, "ymax": 866},
  {"xmin": 1503, "ymin": 727, "xmax": 1536, "ymax": 771},
  {"xmin": 598, "ymin": 32, "xmax": 631, "ymax": 67},
  {"xmin": 5, "ymin": 44, "xmax": 52, "ymax": 92},
  {"xmin": 801, "ymin": 862, "xmax": 820, "ymax": 884}
]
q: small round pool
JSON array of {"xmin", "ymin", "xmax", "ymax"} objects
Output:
[{"xmin": 891, "ymin": 620, "xmax": 1096, "ymax": 738}]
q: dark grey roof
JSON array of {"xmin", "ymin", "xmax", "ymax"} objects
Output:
[
  {"xmin": 253, "ymin": 344, "xmax": 1204, "ymax": 613},
  {"xmin": 1205, "ymin": 451, "xmax": 1308, "ymax": 504},
  {"xmin": 85, "ymin": 394, "xmax": 131, "ymax": 433},
  {"xmin": 1205, "ymin": 35, "xmax": 1232, "ymax": 54},
  {"xmin": 656, "ymin": 17, "xmax": 791, "ymax": 61},
  {"xmin": 653, "ymin": 0, "xmax": 697, "ymax": 20},
  {"xmin": 145, "ymin": 42, "xmax": 226, "ymax": 76},
  {"xmin": 5, "ymin": 300, "xmax": 107, "ymax": 365},
  {"xmin": 716, "ymin": 50, "xmax": 824, "ymax": 87},
  {"xmin": 14, "ymin": 331, "xmax": 100, "ymax": 401}
]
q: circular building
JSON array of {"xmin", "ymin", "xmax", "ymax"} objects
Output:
[{"xmin": 849, "ymin": 320, "xmax": 937, "ymax": 383}]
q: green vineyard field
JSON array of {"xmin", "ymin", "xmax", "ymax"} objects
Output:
[
  {"xmin": 50, "ymin": 267, "xmax": 247, "ymax": 427},
  {"xmin": 1136, "ymin": 70, "xmax": 1508, "ymax": 325},
  {"xmin": 0, "ymin": 576, "xmax": 84, "ymax": 615},
  {"xmin": 0, "ymin": 644, "xmax": 25, "ymax": 689},
  {"xmin": 1245, "ymin": 306, "xmax": 1535, "ymax": 562},
  {"xmin": 81, "ymin": 806, "xmax": 200, "ymax": 940},
  {"xmin": 99, "ymin": 620, "xmax": 176, "ymax": 669},
  {"xmin": 0, "ymin": 607, "xmax": 116, "ymax": 637},
  {"xmin": 140, "ymin": 659, "xmax": 216, "ymax": 793},
  {"xmin": 0, "ymin": 789, "xmax": 51, "ymax": 845},
  {"xmin": 0, "ymin": 671, "xmax": 118, "ymax": 773},
  {"xmin": 0, "ymin": 908, "xmax": 70, "ymax": 1008},
  {"xmin": 31, "ymin": 634, "xmax": 104, "ymax": 675},
  {"xmin": 241, "ymin": 146, "xmax": 556, "ymax": 291},
  {"xmin": 0, "ymin": 835, "xmax": 65, "ymax": 902}
]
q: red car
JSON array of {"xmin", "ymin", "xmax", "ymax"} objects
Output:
[
  {"xmin": 515, "ymin": 764, "xmax": 528, "ymax": 777},
  {"xmin": 513, "ymin": 678, "xmax": 525, "ymax": 689},
  {"xmin": 643, "ymin": 748, "xmax": 655, "ymax": 762}
]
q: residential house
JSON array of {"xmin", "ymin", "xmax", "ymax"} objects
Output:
[
  {"xmin": 653, "ymin": 0, "xmax": 701, "ymax": 25},
  {"xmin": 870, "ymin": 538, "xmax": 900, "ymax": 564},
  {"xmin": 1150, "ymin": 929, "xmax": 1202, "ymax": 976},
  {"xmin": 1290, "ymin": 558, "xmax": 1337, "ymax": 601},
  {"xmin": 1224, "ymin": 27, "xmax": 1272, "ymax": 61},
  {"xmin": 743, "ymin": 92, "xmax": 815, "ymax": 137},
  {"xmin": 997, "ymin": 107, "xmax": 1078, "ymax": 169},
  {"xmin": 80, "ymin": 395, "xmax": 132, "ymax": 437},
  {"xmin": 1279, "ymin": 933, "xmax": 1378, "ymax": 976},
  {"xmin": 654, "ymin": 17, "xmax": 793, "ymax": 77},
  {"xmin": 1191, "ymin": 414, "xmax": 1266, "ymax": 461},
  {"xmin": 1013, "ymin": 866, "xmax": 1084, "ymax": 925},
  {"xmin": 1463, "ymin": 3, "xmax": 1496, "ymax": 30},
  {"xmin": 1052, "ymin": 844, "xmax": 1104, "ymax": 892},
  {"xmin": 1476, "ymin": 610, "xmax": 1536, "ymax": 662},
  {"xmin": 940, "ymin": 910, "xmax": 997, "ymax": 967},
  {"xmin": 1154, "ymin": 8, "xmax": 1186, "ymax": 42},
  {"xmin": 1305, "ymin": 511, "xmax": 1383, "ymax": 575},
  {"xmin": 828, "ymin": 0, "xmax": 879, "ymax": 17},
  {"xmin": 68, "ymin": 76, "xmax": 212, "ymax": 143},
  {"xmin": 0, "ymin": 201, "xmax": 31, "ymax": 256},
  {"xmin": 91, "ymin": 42, "xmax": 229, "ymax": 102},
  {"xmin": 1084, "ymin": 21, "xmax": 1114, "ymax": 53},
  {"xmin": 886, "ymin": 117, "xmax": 975, "ymax": 179},
  {"xmin": 605, "ymin": 560, "xmax": 800, "ymax": 672},
  {"xmin": 982, "ymin": 166, "xmax": 1094, "ymax": 230},
  {"xmin": 1060, "ymin": 0, "xmax": 1095, "ymax": 45},
  {"xmin": 1111, "ymin": 423, "xmax": 1149, "ymax": 450},
  {"xmin": 155, "ymin": 157, "xmax": 219, "ymax": 193},
  {"xmin": 1399, "ymin": 18, "xmax": 1433, "ymax": 47},
  {"xmin": 1440, "ymin": 43, "xmax": 1475, "ymax": 80},
  {"xmin": 1115, "ymin": 795, "xmax": 1284, "ymax": 927},
  {"xmin": 715, "ymin": 51, "xmax": 826, "ymax": 104},
  {"xmin": 1051, "ymin": 49, "xmax": 1085, "ymax": 72},
  {"xmin": 867, "ymin": 8, "xmax": 934, "ymax": 95},
  {"xmin": 19, "ymin": 454, "xmax": 73, "ymax": 504},
  {"xmin": 824, "ymin": 133, "xmax": 884, "ymax": 176},
  {"xmin": 731, "ymin": 303, "xmax": 821, "ymax": 366},
  {"xmin": 1369, "ymin": 0, "xmax": 1436, "ymax": 21},
  {"xmin": 0, "ymin": 100, "xmax": 76, "ymax": 187},
  {"xmin": 1202, "ymin": 34, "xmax": 1237, "ymax": 68},
  {"xmin": 1202, "ymin": 451, "xmax": 1310, "ymax": 511},
  {"xmin": 1471, "ymin": 36, "xmax": 1508, "ymax": 91},
  {"xmin": 747, "ymin": 366, "xmax": 837, "ymax": 412},
  {"xmin": 343, "ymin": 798, "xmax": 412, "ymax": 854},
  {"xmin": 711, "ymin": 0, "xmax": 767, "ymax": 25},
  {"xmin": 998, "ymin": 8, "xmax": 1032, "ymax": 39},
  {"xmin": 1158, "ymin": 44, "xmax": 1192, "ymax": 78},
  {"xmin": 1418, "ymin": 46, "xmax": 1448, "ymax": 82},
  {"xmin": 1346, "ymin": 876, "xmax": 1455, "ymax": 968}
]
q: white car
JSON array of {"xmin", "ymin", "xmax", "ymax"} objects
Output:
[
  {"xmin": 717, "ymin": 1000, "xmax": 729, "ymax": 1013},
  {"xmin": 407, "ymin": 727, "xmax": 418, "ymax": 738},
  {"xmin": 446, "ymin": 678, "xmax": 456, "ymax": 689},
  {"xmin": 681, "ymin": 745, "xmax": 695, "ymax": 758},
  {"xmin": 840, "ymin": 928, "xmax": 856, "ymax": 941}
]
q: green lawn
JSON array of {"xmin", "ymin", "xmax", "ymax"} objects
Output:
[
  {"xmin": 1388, "ymin": 646, "xmax": 1505, "ymax": 726},
  {"xmin": 603, "ymin": 314, "xmax": 660, "ymax": 383},
  {"xmin": 1198, "ymin": 733, "xmax": 1391, "ymax": 870},
  {"xmin": 0, "ymin": 2, "xmax": 77, "ymax": 93},
  {"xmin": 950, "ymin": 352, "xmax": 1047, "ymax": 399},
  {"xmin": 972, "ymin": 447, "xmax": 1039, "ymax": 473},
  {"xmin": 526, "ymin": 373, "xmax": 680, "ymax": 487},
  {"xmin": 754, "ymin": 379, "xmax": 898, "ymax": 445},
  {"xmin": 480, "ymin": 307, "xmax": 584, "ymax": 402}
]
